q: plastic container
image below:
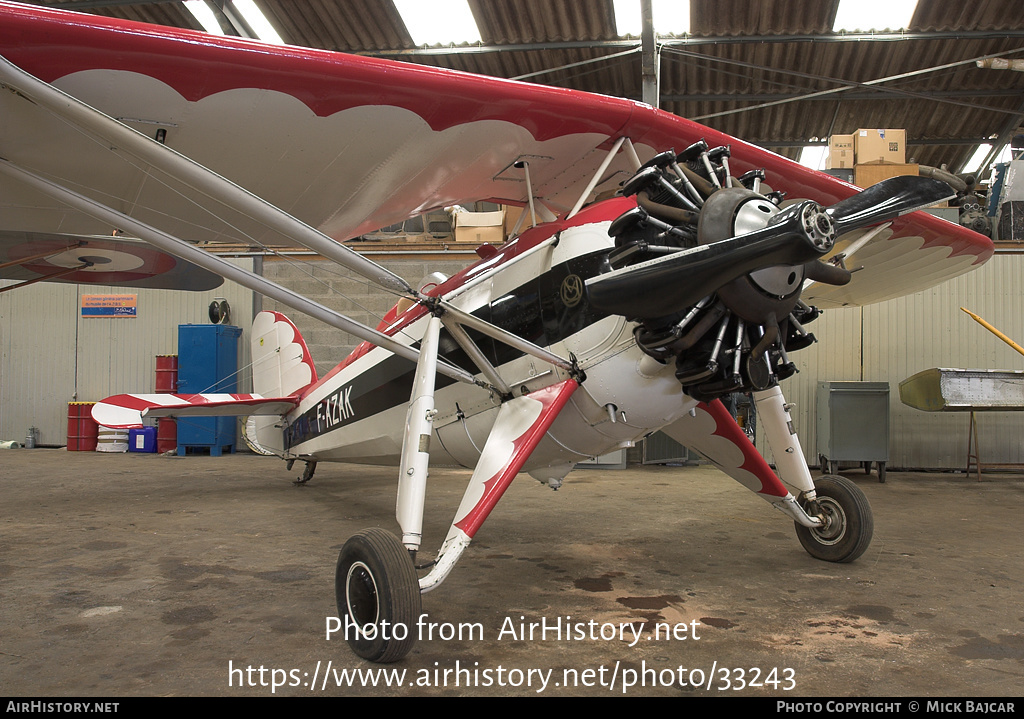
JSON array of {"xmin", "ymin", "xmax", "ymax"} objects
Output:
[{"xmin": 129, "ymin": 426, "xmax": 158, "ymax": 453}]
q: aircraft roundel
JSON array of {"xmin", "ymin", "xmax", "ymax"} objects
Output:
[
  {"xmin": 0, "ymin": 232, "xmax": 223, "ymax": 291},
  {"xmin": 10, "ymin": 237, "xmax": 175, "ymax": 283}
]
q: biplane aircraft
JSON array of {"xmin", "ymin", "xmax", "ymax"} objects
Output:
[{"xmin": 0, "ymin": 2, "xmax": 994, "ymax": 663}]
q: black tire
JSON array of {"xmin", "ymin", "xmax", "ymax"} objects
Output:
[
  {"xmin": 795, "ymin": 475, "xmax": 873, "ymax": 563},
  {"xmin": 335, "ymin": 528, "xmax": 421, "ymax": 663}
]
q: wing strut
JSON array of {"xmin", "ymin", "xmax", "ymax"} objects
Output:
[
  {"xmin": 437, "ymin": 300, "xmax": 575, "ymax": 373},
  {"xmin": 0, "ymin": 57, "xmax": 577, "ymax": 386},
  {"xmin": 440, "ymin": 317, "xmax": 513, "ymax": 396},
  {"xmin": 0, "ymin": 158, "xmax": 478, "ymax": 387},
  {"xmin": 660, "ymin": 396, "xmax": 824, "ymax": 528},
  {"xmin": 0, "ymin": 260, "xmax": 90, "ymax": 294},
  {"xmin": 567, "ymin": 135, "xmax": 627, "ymax": 219}
]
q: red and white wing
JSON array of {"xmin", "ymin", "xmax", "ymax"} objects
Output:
[
  {"xmin": 0, "ymin": 2, "xmax": 993, "ymax": 301},
  {"xmin": 92, "ymin": 393, "xmax": 299, "ymax": 429}
]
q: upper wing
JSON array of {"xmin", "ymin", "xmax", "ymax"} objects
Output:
[{"xmin": 0, "ymin": 2, "xmax": 993, "ymax": 302}]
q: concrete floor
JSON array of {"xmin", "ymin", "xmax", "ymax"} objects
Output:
[{"xmin": 1, "ymin": 448, "xmax": 1021, "ymax": 697}]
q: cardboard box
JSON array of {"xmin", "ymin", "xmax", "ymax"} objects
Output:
[
  {"xmin": 502, "ymin": 204, "xmax": 526, "ymax": 236},
  {"xmin": 827, "ymin": 134, "xmax": 855, "ymax": 169},
  {"xmin": 454, "ymin": 210, "xmax": 505, "ymax": 243},
  {"xmin": 823, "ymin": 167, "xmax": 855, "ymax": 184},
  {"xmin": 855, "ymin": 128, "xmax": 907, "ymax": 165},
  {"xmin": 854, "ymin": 163, "xmax": 919, "ymax": 188}
]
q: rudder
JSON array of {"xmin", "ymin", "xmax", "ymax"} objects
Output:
[{"xmin": 248, "ymin": 311, "xmax": 317, "ymax": 455}]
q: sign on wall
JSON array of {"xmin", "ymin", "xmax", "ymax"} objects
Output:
[{"xmin": 81, "ymin": 294, "xmax": 137, "ymax": 318}]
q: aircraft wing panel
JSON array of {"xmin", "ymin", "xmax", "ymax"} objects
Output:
[
  {"xmin": 92, "ymin": 393, "xmax": 299, "ymax": 429},
  {"xmin": 0, "ymin": 2, "xmax": 993, "ymax": 305},
  {"xmin": 802, "ymin": 225, "xmax": 983, "ymax": 309},
  {"xmin": 0, "ymin": 232, "xmax": 223, "ymax": 291},
  {"xmin": 0, "ymin": 4, "xmax": 638, "ymax": 248}
]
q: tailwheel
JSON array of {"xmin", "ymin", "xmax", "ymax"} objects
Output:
[
  {"xmin": 795, "ymin": 475, "xmax": 873, "ymax": 563},
  {"xmin": 294, "ymin": 460, "xmax": 317, "ymax": 485},
  {"xmin": 335, "ymin": 528, "xmax": 421, "ymax": 663}
]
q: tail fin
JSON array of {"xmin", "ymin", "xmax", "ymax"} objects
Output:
[
  {"xmin": 248, "ymin": 311, "xmax": 317, "ymax": 456},
  {"xmin": 251, "ymin": 311, "xmax": 317, "ymax": 397}
]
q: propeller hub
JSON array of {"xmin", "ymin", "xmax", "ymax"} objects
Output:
[{"xmin": 800, "ymin": 203, "xmax": 835, "ymax": 251}]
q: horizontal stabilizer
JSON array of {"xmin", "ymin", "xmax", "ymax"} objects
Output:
[{"xmin": 92, "ymin": 393, "xmax": 299, "ymax": 429}]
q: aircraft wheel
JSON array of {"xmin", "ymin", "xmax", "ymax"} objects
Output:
[
  {"xmin": 335, "ymin": 528, "xmax": 421, "ymax": 663},
  {"xmin": 795, "ymin": 475, "xmax": 873, "ymax": 563}
]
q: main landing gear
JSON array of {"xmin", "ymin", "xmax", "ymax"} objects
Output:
[
  {"xmin": 746, "ymin": 386, "xmax": 874, "ymax": 565},
  {"xmin": 335, "ymin": 528, "xmax": 421, "ymax": 663},
  {"xmin": 795, "ymin": 475, "xmax": 874, "ymax": 563},
  {"xmin": 336, "ymin": 314, "xmax": 438, "ymax": 664}
]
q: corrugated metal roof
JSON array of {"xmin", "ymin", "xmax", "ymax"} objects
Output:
[{"xmin": 24, "ymin": 0, "xmax": 1024, "ymax": 172}]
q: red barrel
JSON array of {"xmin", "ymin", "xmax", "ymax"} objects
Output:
[
  {"xmin": 155, "ymin": 354, "xmax": 178, "ymax": 393},
  {"xmin": 156, "ymin": 355, "xmax": 178, "ymax": 452},
  {"xmin": 67, "ymin": 402, "xmax": 98, "ymax": 451},
  {"xmin": 157, "ymin": 417, "xmax": 177, "ymax": 454}
]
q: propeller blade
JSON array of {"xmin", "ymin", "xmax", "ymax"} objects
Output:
[
  {"xmin": 827, "ymin": 175, "xmax": 955, "ymax": 235},
  {"xmin": 587, "ymin": 200, "xmax": 835, "ymax": 318},
  {"xmin": 588, "ymin": 176, "xmax": 954, "ymax": 320}
]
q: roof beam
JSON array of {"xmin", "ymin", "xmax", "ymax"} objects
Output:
[
  {"xmin": 668, "ymin": 46, "xmax": 1024, "ymax": 122},
  {"xmin": 957, "ymin": 97, "xmax": 1024, "ymax": 174},
  {"xmin": 18, "ymin": 4, "xmax": 1024, "ymax": 51},
  {"xmin": 663, "ymin": 89, "xmax": 1024, "ymax": 104},
  {"xmin": 356, "ymin": 30, "xmax": 1024, "ymax": 56},
  {"xmin": 640, "ymin": 0, "xmax": 659, "ymax": 107}
]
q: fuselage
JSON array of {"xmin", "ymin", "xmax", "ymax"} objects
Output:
[{"xmin": 276, "ymin": 197, "xmax": 696, "ymax": 475}]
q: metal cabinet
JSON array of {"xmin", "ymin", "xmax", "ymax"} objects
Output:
[
  {"xmin": 176, "ymin": 324, "xmax": 242, "ymax": 455},
  {"xmin": 642, "ymin": 431, "xmax": 700, "ymax": 465},
  {"xmin": 816, "ymin": 381, "xmax": 889, "ymax": 482}
]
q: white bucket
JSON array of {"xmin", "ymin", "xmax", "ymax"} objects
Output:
[{"xmin": 0, "ymin": 440, "xmax": 22, "ymax": 449}]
